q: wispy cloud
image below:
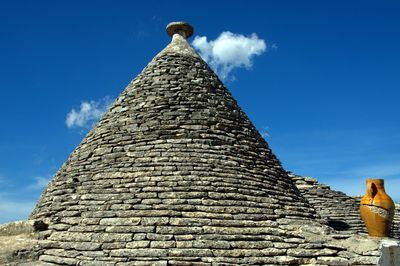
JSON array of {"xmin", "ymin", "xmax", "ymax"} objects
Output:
[
  {"xmin": 27, "ymin": 176, "xmax": 51, "ymax": 190},
  {"xmin": 66, "ymin": 96, "xmax": 113, "ymax": 128},
  {"xmin": 0, "ymin": 173, "xmax": 53, "ymax": 223},
  {"xmin": 0, "ymin": 193, "xmax": 36, "ymax": 223},
  {"xmin": 192, "ymin": 31, "xmax": 266, "ymax": 81},
  {"xmin": 259, "ymin": 126, "xmax": 270, "ymax": 139},
  {"xmin": 271, "ymin": 43, "xmax": 279, "ymax": 50}
]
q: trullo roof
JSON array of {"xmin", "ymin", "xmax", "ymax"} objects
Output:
[{"xmin": 29, "ymin": 22, "xmax": 381, "ymax": 265}]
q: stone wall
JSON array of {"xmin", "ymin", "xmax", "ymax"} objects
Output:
[
  {"xmin": 393, "ymin": 204, "xmax": 400, "ymax": 239},
  {"xmin": 0, "ymin": 220, "xmax": 41, "ymax": 265},
  {"xmin": 379, "ymin": 239, "xmax": 400, "ymax": 265}
]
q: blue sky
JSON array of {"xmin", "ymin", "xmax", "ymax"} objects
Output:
[{"xmin": 1, "ymin": 1, "xmax": 399, "ymax": 223}]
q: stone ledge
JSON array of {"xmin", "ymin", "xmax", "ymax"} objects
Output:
[
  {"xmin": 0, "ymin": 220, "xmax": 48, "ymax": 237},
  {"xmin": 379, "ymin": 238, "xmax": 400, "ymax": 265},
  {"xmin": 0, "ymin": 220, "xmax": 46, "ymax": 265}
]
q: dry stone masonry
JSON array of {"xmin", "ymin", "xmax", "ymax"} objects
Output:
[
  {"xmin": 393, "ymin": 204, "xmax": 400, "ymax": 239},
  {"xmin": 291, "ymin": 174, "xmax": 366, "ymax": 234},
  {"xmin": 3, "ymin": 22, "xmax": 398, "ymax": 265}
]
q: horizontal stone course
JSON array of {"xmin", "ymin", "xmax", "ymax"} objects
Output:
[
  {"xmin": 110, "ymin": 248, "xmax": 168, "ymax": 257},
  {"xmin": 99, "ymin": 218, "xmax": 141, "ymax": 226},
  {"xmin": 91, "ymin": 233, "xmax": 132, "ymax": 243},
  {"xmin": 40, "ymin": 254, "xmax": 77, "ymax": 265}
]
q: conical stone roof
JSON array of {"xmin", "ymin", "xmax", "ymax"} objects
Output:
[{"xmin": 29, "ymin": 22, "xmax": 381, "ymax": 265}]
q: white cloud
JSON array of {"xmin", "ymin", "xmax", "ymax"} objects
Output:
[
  {"xmin": 259, "ymin": 126, "xmax": 271, "ymax": 139},
  {"xmin": 192, "ymin": 31, "xmax": 266, "ymax": 80},
  {"xmin": 66, "ymin": 97, "xmax": 113, "ymax": 128},
  {"xmin": 27, "ymin": 176, "xmax": 51, "ymax": 190}
]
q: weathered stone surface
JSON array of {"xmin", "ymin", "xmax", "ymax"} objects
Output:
[
  {"xmin": 80, "ymin": 261, "xmax": 117, "ymax": 266},
  {"xmin": 101, "ymin": 242, "xmax": 126, "ymax": 249},
  {"xmin": 91, "ymin": 233, "xmax": 132, "ymax": 243},
  {"xmin": 378, "ymin": 239, "xmax": 400, "ymax": 266},
  {"xmin": 169, "ymin": 248, "xmax": 213, "ymax": 257},
  {"xmin": 116, "ymin": 262, "xmax": 167, "ymax": 266},
  {"xmin": 110, "ymin": 248, "xmax": 168, "ymax": 257},
  {"xmin": 156, "ymin": 226, "xmax": 202, "ymax": 235},
  {"xmin": 141, "ymin": 217, "xmax": 169, "ymax": 226},
  {"xmin": 147, "ymin": 233, "xmax": 173, "ymax": 241},
  {"xmin": 40, "ymin": 254, "xmax": 77, "ymax": 265},
  {"xmin": 287, "ymin": 248, "xmax": 337, "ymax": 257},
  {"xmin": 150, "ymin": 240, "xmax": 176, "ymax": 248},
  {"xmin": 315, "ymin": 256, "xmax": 349, "ymax": 265},
  {"xmin": 99, "ymin": 218, "xmax": 141, "ymax": 226},
  {"xmin": 125, "ymin": 240, "xmax": 150, "ymax": 248},
  {"xmin": 105, "ymin": 226, "xmax": 155, "ymax": 233},
  {"xmin": 49, "ymin": 232, "xmax": 93, "ymax": 242},
  {"xmin": 392, "ymin": 203, "xmax": 400, "ymax": 239},
  {"xmin": 350, "ymin": 255, "xmax": 379, "ymax": 265},
  {"xmin": 59, "ymin": 241, "xmax": 101, "ymax": 251}
]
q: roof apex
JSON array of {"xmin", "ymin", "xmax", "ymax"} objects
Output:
[
  {"xmin": 157, "ymin": 24, "xmax": 200, "ymax": 59},
  {"xmin": 166, "ymin": 21, "xmax": 194, "ymax": 39}
]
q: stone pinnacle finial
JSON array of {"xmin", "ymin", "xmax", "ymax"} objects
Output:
[{"xmin": 166, "ymin": 22, "xmax": 193, "ymax": 39}]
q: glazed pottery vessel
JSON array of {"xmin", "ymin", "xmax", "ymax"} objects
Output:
[{"xmin": 360, "ymin": 178, "xmax": 395, "ymax": 237}]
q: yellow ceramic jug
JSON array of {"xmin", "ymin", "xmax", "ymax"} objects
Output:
[{"xmin": 360, "ymin": 178, "xmax": 395, "ymax": 237}]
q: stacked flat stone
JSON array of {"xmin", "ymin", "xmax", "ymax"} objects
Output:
[
  {"xmin": 393, "ymin": 204, "xmax": 400, "ymax": 239},
  {"xmin": 28, "ymin": 22, "xmax": 382, "ymax": 265},
  {"xmin": 290, "ymin": 174, "xmax": 366, "ymax": 234}
]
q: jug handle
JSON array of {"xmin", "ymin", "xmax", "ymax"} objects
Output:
[{"xmin": 370, "ymin": 182, "xmax": 378, "ymax": 203}]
